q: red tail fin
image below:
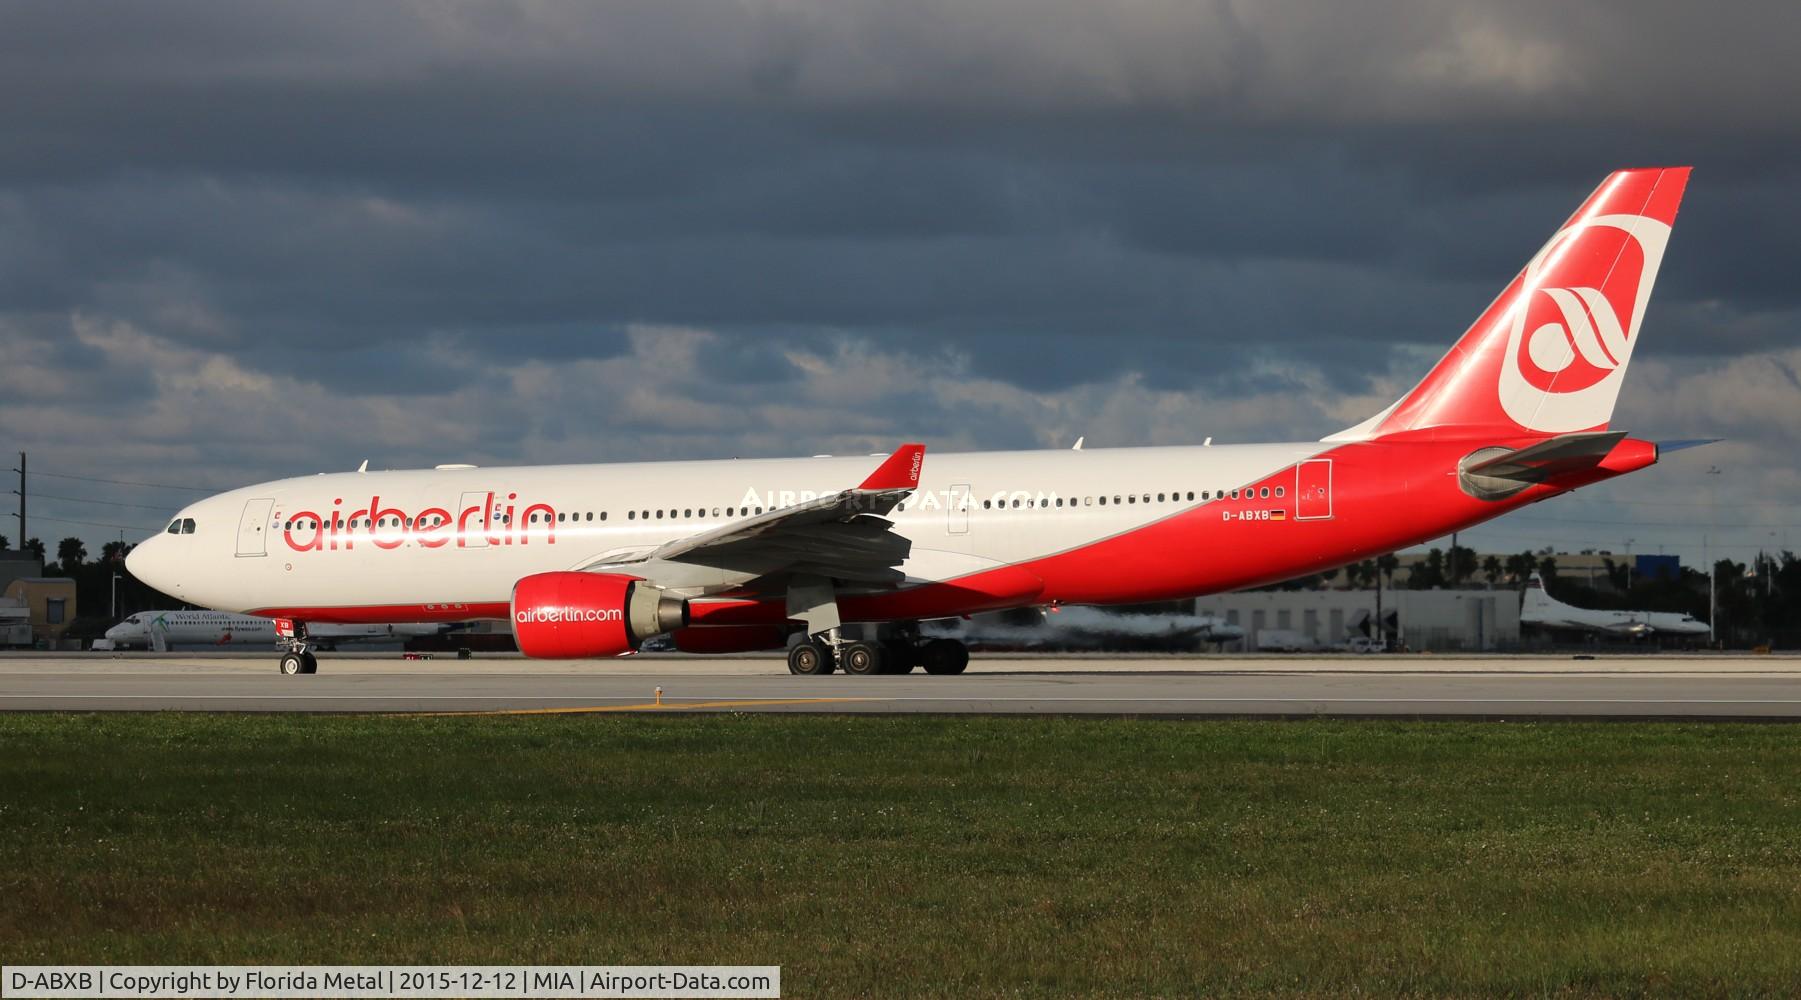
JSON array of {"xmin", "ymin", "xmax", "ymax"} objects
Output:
[{"xmin": 1329, "ymin": 167, "xmax": 1690, "ymax": 441}]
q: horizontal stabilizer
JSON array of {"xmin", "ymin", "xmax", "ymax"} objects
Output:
[
  {"xmin": 1654, "ymin": 438, "xmax": 1720, "ymax": 454},
  {"xmin": 1463, "ymin": 431, "xmax": 1627, "ymax": 485}
]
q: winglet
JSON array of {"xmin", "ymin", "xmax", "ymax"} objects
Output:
[{"xmin": 860, "ymin": 443, "xmax": 926, "ymax": 490}]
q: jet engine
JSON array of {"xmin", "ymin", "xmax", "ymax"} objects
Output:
[{"xmin": 511, "ymin": 571, "xmax": 687, "ymax": 658}]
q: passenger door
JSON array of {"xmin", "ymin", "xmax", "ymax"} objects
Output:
[
  {"xmin": 457, "ymin": 490, "xmax": 492, "ymax": 548},
  {"xmin": 236, "ymin": 498, "xmax": 275, "ymax": 557},
  {"xmin": 1295, "ymin": 460, "xmax": 1333, "ymax": 520}
]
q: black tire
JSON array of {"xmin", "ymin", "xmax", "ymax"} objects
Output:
[
  {"xmin": 840, "ymin": 641, "xmax": 884, "ymax": 676},
  {"xmin": 300, "ymin": 652, "xmax": 319, "ymax": 674},
  {"xmin": 279, "ymin": 652, "xmax": 305, "ymax": 676},
  {"xmin": 882, "ymin": 642, "xmax": 917, "ymax": 674},
  {"xmin": 788, "ymin": 641, "xmax": 834, "ymax": 676},
  {"xmin": 921, "ymin": 638, "xmax": 970, "ymax": 675}
]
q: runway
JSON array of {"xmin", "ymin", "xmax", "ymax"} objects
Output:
[{"xmin": 4, "ymin": 652, "xmax": 1801, "ymax": 717}]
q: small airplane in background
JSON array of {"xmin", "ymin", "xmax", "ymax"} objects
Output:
[
  {"xmin": 928, "ymin": 605, "xmax": 1245, "ymax": 651},
  {"xmin": 101, "ymin": 610, "xmax": 456, "ymax": 652},
  {"xmin": 1520, "ymin": 573, "xmax": 1709, "ymax": 638}
]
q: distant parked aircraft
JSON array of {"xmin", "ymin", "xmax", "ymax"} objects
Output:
[
  {"xmin": 1520, "ymin": 573, "xmax": 1708, "ymax": 637},
  {"xmin": 103, "ymin": 610, "xmax": 451, "ymax": 651},
  {"xmin": 930, "ymin": 605, "xmax": 1244, "ymax": 651}
]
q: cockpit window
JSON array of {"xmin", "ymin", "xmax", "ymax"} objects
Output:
[
  {"xmin": 182, "ymin": 518, "xmax": 196, "ymax": 534},
  {"xmin": 167, "ymin": 520, "xmax": 181, "ymax": 534}
]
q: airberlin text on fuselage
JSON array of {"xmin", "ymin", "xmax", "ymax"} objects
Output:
[{"xmin": 282, "ymin": 492, "xmax": 555, "ymax": 553}]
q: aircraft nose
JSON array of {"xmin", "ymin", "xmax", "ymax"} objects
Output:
[{"xmin": 126, "ymin": 537, "xmax": 179, "ymax": 596}]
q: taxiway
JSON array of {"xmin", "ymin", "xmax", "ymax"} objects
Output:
[{"xmin": 3, "ymin": 652, "xmax": 1799, "ymax": 718}]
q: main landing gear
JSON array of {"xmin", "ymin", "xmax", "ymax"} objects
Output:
[
  {"xmin": 786, "ymin": 633, "xmax": 969, "ymax": 676},
  {"xmin": 275, "ymin": 618, "xmax": 318, "ymax": 675}
]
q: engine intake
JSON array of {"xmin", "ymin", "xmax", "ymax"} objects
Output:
[{"xmin": 511, "ymin": 571, "xmax": 687, "ymax": 659}]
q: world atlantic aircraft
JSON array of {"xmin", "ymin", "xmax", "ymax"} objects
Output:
[
  {"xmin": 102, "ymin": 610, "xmax": 454, "ymax": 651},
  {"xmin": 1520, "ymin": 573, "xmax": 1709, "ymax": 638},
  {"xmin": 928, "ymin": 605, "xmax": 1246, "ymax": 651},
  {"xmin": 127, "ymin": 167, "xmax": 1695, "ymax": 676}
]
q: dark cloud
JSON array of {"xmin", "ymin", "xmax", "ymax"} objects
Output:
[{"xmin": 2, "ymin": 0, "xmax": 1797, "ymax": 559}]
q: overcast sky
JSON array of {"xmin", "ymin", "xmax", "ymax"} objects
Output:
[{"xmin": 3, "ymin": 0, "xmax": 1798, "ymax": 565}]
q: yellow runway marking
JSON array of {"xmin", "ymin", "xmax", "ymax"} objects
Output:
[{"xmin": 409, "ymin": 697, "xmax": 872, "ymax": 717}]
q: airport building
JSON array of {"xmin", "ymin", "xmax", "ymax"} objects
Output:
[
  {"xmin": 1387, "ymin": 551, "xmax": 1683, "ymax": 589},
  {"xmin": 0, "ymin": 552, "xmax": 41, "ymax": 593},
  {"xmin": 1, "ymin": 576, "xmax": 77, "ymax": 648},
  {"xmin": 1196, "ymin": 588, "xmax": 1521, "ymax": 651}
]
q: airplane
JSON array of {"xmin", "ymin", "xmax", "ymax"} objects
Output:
[
  {"xmin": 927, "ymin": 605, "xmax": 1245, "ymax": 651},
  {"xmin": 126, "ymin": 167, "xmax": 1698, "ymax": 677},
  {"xmin": 102, "ymin": 610, "xmax": 455, "ymax": 651},
  {"xmin": 1520, "ymin": 573, "xmax": 1709, "ymax": 638}
]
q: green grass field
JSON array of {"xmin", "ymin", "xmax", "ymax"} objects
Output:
[{"xmin": 3, "ymin": 714, "xmax": 1800, "ymax": 997}]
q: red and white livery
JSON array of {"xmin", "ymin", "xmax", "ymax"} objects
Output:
[{"xmin": 127, "ymin": 168, "xmax": 1694, "ymax": 675}]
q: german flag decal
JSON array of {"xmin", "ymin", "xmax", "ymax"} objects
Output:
[{"xmin": 1270, "ymin": 509, "xmax": 1288, "ymax": 521}]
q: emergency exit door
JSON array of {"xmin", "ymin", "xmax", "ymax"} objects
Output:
[
  {"xmin": 1295, "ymin": 459, "xmax": 1333, "ymax": 520},
  {"xmin": 948, "ymin": 483, "xmax": 971, "ymax": 535}
]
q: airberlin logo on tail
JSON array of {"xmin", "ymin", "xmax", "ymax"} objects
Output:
[{"xmin": 1500, "ymin": 213, "xmax": 1671, "ymax": 433}]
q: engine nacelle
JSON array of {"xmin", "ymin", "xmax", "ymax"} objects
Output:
[
  {"xmin": 670, "ymin": 625, "xmax": 791, "ymax": 654},
  {"xmin": 511, "ymin": 571, "xmax": 688, "ymax": 659}
]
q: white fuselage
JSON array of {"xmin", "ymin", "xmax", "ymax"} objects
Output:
[{"xmin": 126, "ymin": 443, "xmax": 1323, "ymax": 616}]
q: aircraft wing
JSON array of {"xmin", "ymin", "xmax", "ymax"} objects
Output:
[{"xmin": 645, "ymin": 443, "xmax": 926, "ymax": 586}]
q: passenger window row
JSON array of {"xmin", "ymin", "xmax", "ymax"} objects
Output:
[
  {"xmin": 272, "ymin": 482, "xmax": 1290, "ymax": 532},
  {"xmin": 626, "ymin": 506, "xmax": 760, "ymax": 521},
  {"xmin": 931, "ymin": 485, "xmax": 1285, "ymax": 512}
]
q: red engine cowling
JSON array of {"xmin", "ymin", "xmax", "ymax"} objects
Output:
[
  {"xmin": 511, "ymin": 571, "xmax": 688, "ymax": 659},
  {"xmin": 670, "ymin": 625, "xmax": 791, "ymax": 654}
]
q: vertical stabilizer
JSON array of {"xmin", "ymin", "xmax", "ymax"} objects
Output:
[{"xmin": 1328, "ymin": 168, "xmax": 1690, "ymax": 441}]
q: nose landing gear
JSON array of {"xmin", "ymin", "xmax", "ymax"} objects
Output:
[
  {"xmin": 278, "ymin": 650, "xmax": 317, "ymax": 675},
  {"xmin": 274, "ymin": 618, "xmax": 318, "ymax": 675}
]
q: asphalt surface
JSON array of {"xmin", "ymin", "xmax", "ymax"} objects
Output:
[{"xmin": 4, "ymin": 652, "xmax": 1801, "ymax": 717}]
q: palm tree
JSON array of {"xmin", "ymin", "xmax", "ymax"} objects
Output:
[
  {"xmin": 1376, "ymin": 552, "xmax": 1400, "ymax": 589},
  {"xmin": 56, "ymin": 536, "xmax": 87, "ymax": 571},
  {"xmin": 1505, "ymin": 551, "xmax": 1536, "ymax": 583}
]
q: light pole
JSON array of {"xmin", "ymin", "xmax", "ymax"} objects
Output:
[
  {"xmin": 111, "ymin": 573, "xmax": 120, "ymax": 619},
  {"xmin": 1704, "ymin": 465, "xmax": 1720, "ymax": 646}
]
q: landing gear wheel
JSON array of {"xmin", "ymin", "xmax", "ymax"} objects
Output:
[
  {"xmin": 788, "ymin": 641, "xmax": 835, "ymax": 676},
  {"xmin": 881, "ymin": 642, "xmax": 917, "ymax": 674},
  {"xmin": 300, "ymin": 652, "xmax": 318, "ymax": 674},
  {"xmin": 279, "ymin": 652, "xmax": 306, "ymax": 676},
  {"xmin": 921, "ymin": 638, "xmax": 969, "ymax": 675},
  {"xmin": 840, "ymin": 641, "xmax": 884, "ymax": 676}
]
